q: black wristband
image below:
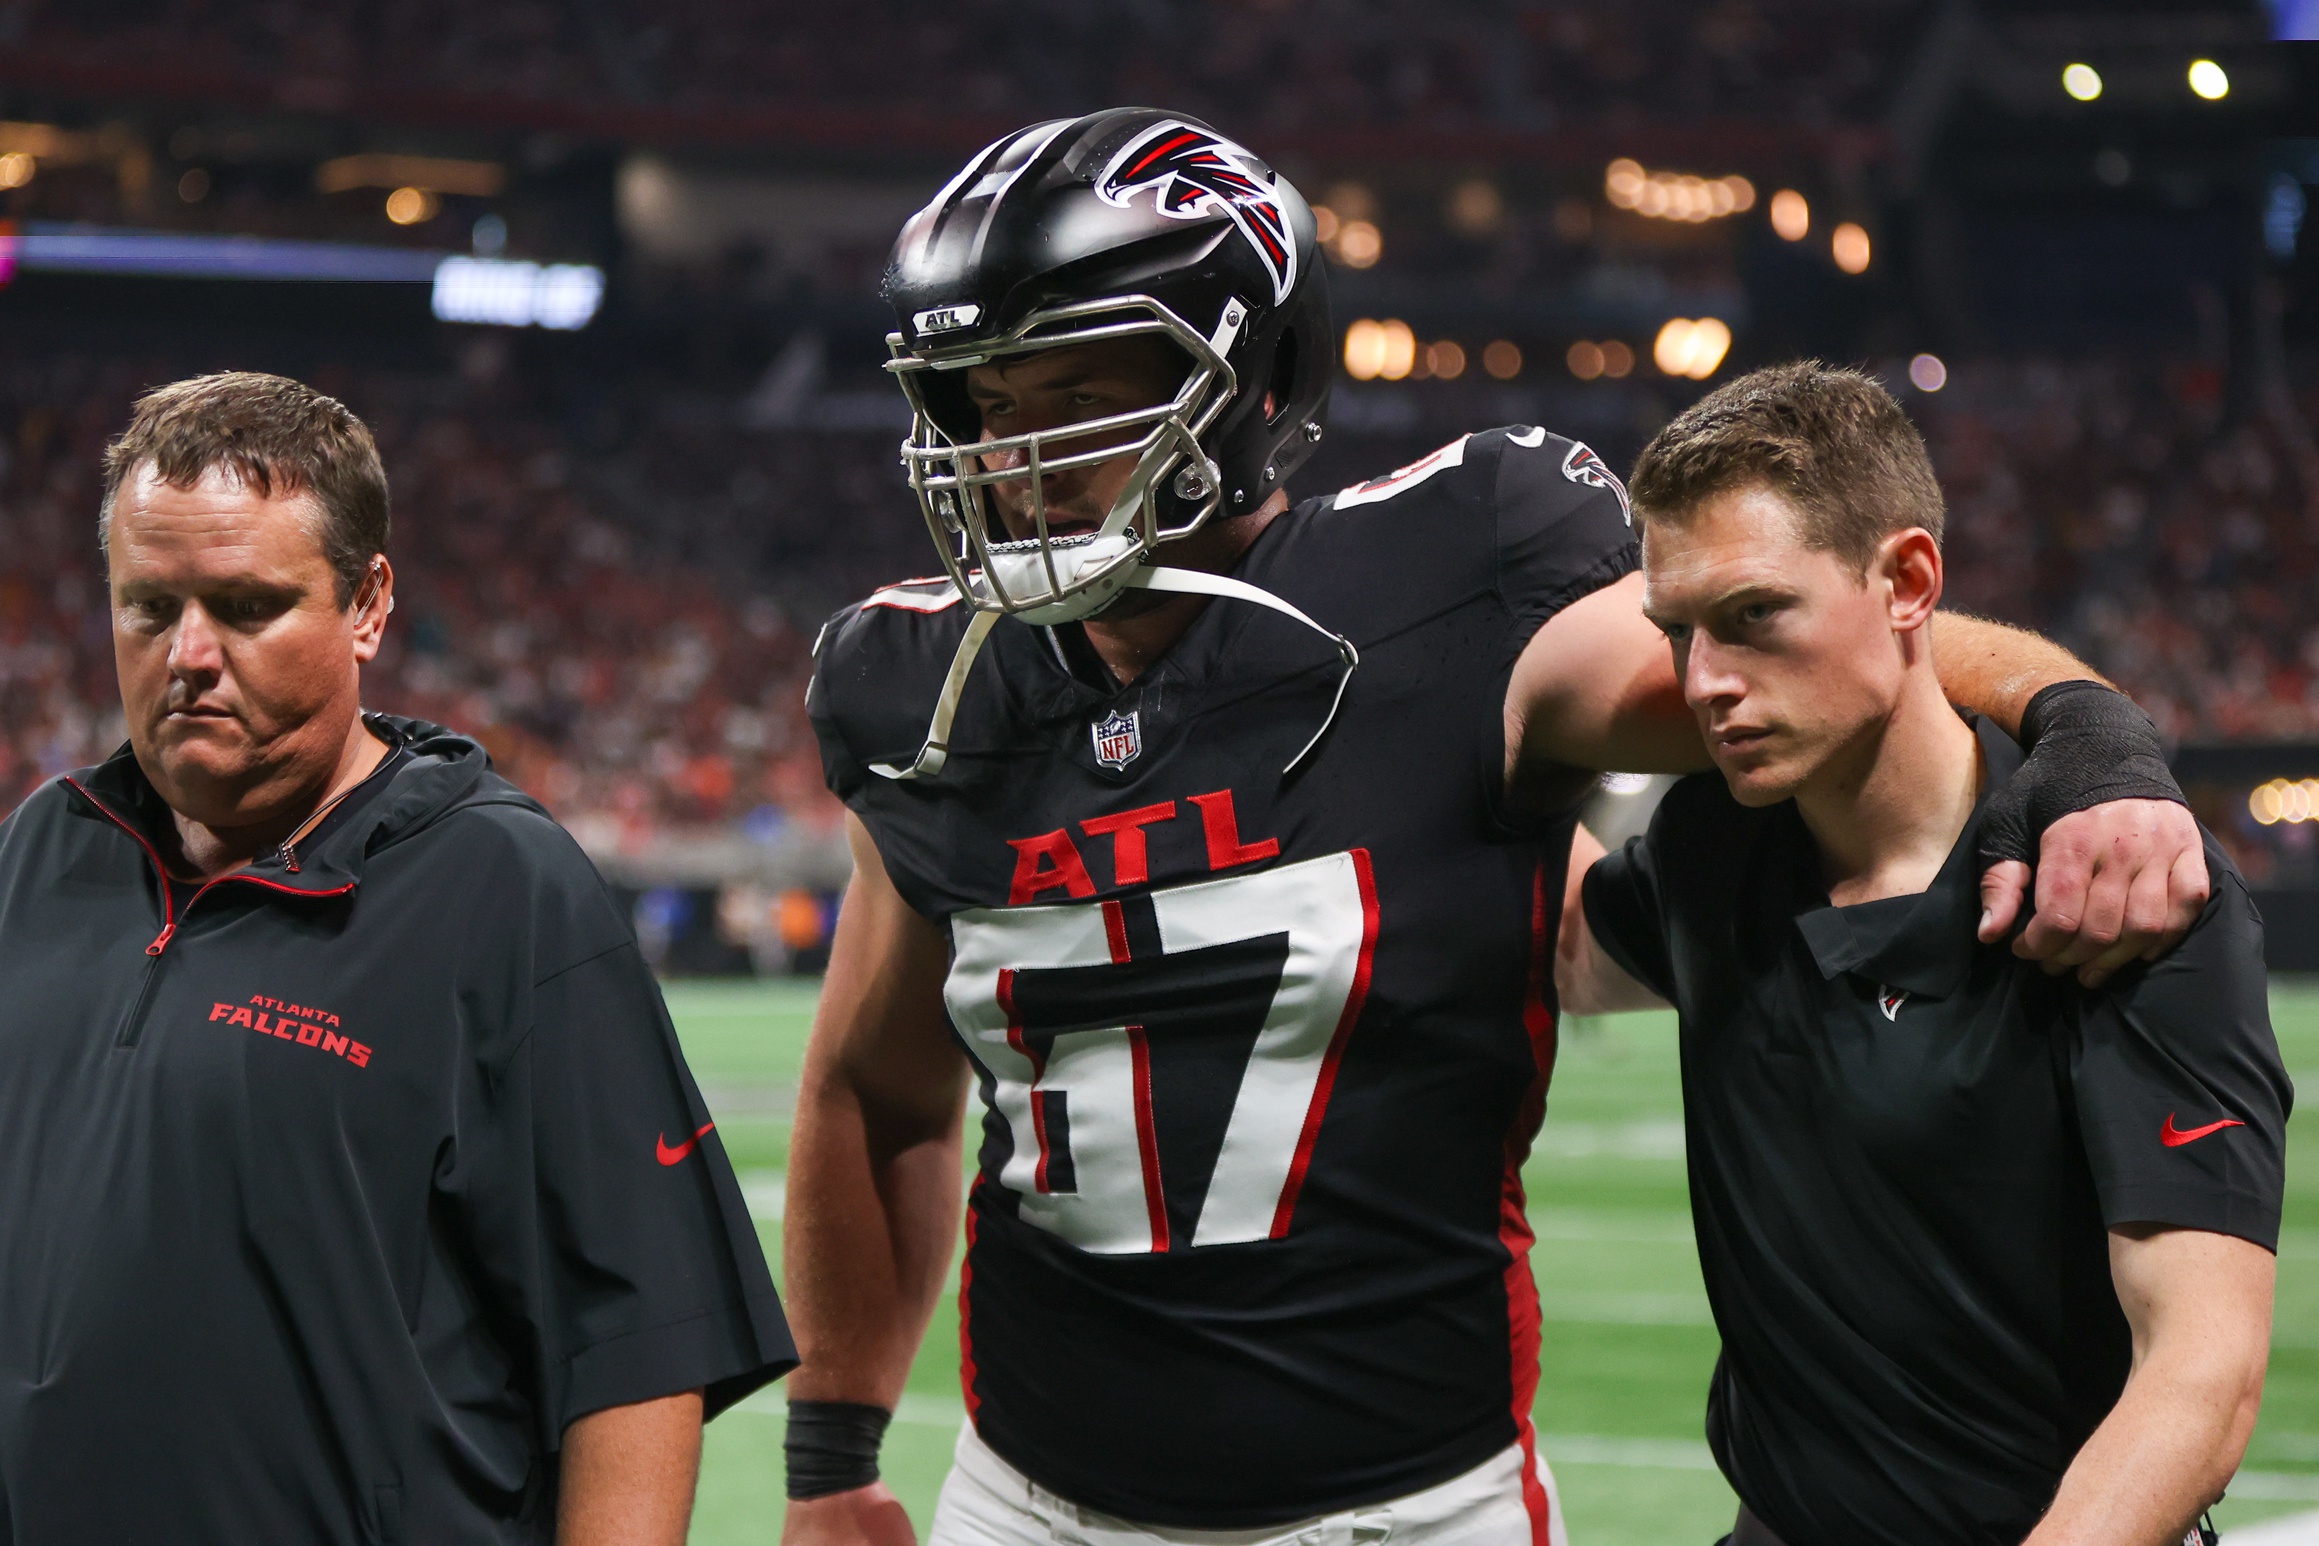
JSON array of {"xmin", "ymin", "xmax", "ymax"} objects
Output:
[
  {"xmin": 1978, "ymin": 679, "xmax": 2184, "ymax": 867},
  {"xmin": 784, "ymin": 1401, "xmax": 893, "ymax": 1501}
]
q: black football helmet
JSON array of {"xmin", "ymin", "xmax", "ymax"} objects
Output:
[
  {"xmin": 866, "ymin": 109, "xmax": 1353, "ymax": 782},
  {"xmin": 882, "ymin": 107, "xmax": 1333, "ymax": 626}
]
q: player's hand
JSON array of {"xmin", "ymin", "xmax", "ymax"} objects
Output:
[
  {"xmin": 1977, "ymin": 799, "xmax": 2208, "ymax": 988},
  {"xmin": 780, "ymin": 1482, "xmax": 919, "ymax": 1546}
]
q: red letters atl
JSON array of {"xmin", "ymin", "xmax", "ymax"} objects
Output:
[{"xmin": 1006, "ymin": 789, "xmax": 1281, "ymax": 904}]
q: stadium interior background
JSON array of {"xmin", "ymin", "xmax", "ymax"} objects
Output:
[{"xmin": 8, "ymin": 3, "xmax": 2319, "ymax": 1540}]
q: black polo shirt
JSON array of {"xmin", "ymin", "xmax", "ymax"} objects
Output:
[
  {"xmin": 0, "ymin": 716, "xmax": 794, "ymax": 1545},
  {"xmin": 1582, "ymin": 714, "xmax": 2290, "ymax": 1546}
]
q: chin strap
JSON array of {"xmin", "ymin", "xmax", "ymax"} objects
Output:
[{"xmin": 868, "ymin": 567, "xmax": 1360, "ymax": 782}]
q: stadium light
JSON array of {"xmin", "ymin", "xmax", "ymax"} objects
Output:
[
  {"xmin": 1832, "ymin": 222, "xmax": 1872, "ymax": 274},
  {"xmin": 0, "ymin": 152, "xmax": 31, "ymax": 190},
  {"xmin": 431, "ymin": 256, "xmax": 605, "ymax": 330},
  {"xmin": 1335, "ymin": 219, "xmax": 1382, "ymax": 268},
  {"xmin": 2062, "ymin": 63, "xmax": 2103, "ymax": 101},
  {"xmin": 1908, "ymin": 354, "xmax": 1948, "ymax": 392},
  {"xmin": 1606, "ymin": 159, "xmax": 1757, "ymax": 224},
  {"xmin": 385, "ymin": 187, "xmax": 438, "ymax": 226},
  {"xmin": 1654, "ymin": 319, "xmax": 1731, "ymax": 380},
  {"xmin": 1376, "ymin": 319, "xmax": 1416, "ymax": 380},
  {"xmin": 1567, "ymin": 341, "xmax": 1605, "ymax": 381},
  {"xmin": 1446, "ymin": 179, "xmax": 1502, "ymax": 237},
  {"xmin": 2251, "ymin": 778, "xmax": 2319, "ymax": 825},
  {"xmin": 2188, "ymin": 59, "xmax": 2230, "ymax": 99},
  {"xmin": 1482, "ymin": 340, "xmax": 1523, "ymax": 379},
  {"xmin": 1770, "ymin": 189, "xmax": 1810, "ymax": 242},
  {"xmin": 1427, "ymin": 340, "xmax": 1467, "ymax": 380}
]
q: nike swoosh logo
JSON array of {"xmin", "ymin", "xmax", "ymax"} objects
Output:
[
  {"xmin": 2160, "ymin": 1113, "xmax": 2244, "ymax": 1148},
  {"xmin": 656, "ymin": 1121, "xmax": 716, "ymax": 1166}
]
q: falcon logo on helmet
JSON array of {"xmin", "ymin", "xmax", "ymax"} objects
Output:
[
  {"xmin": 1097, "ymin": 122, "xmax": 1298, "ymax": 304},
  {"xmin": 1561, "ymin": 441, "xmax": 1633, "ymax": 525}
]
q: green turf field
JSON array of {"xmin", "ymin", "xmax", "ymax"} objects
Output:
[{"xmin": 670, "ymin": 977, "xmax": 2319, "ymax": 1544}]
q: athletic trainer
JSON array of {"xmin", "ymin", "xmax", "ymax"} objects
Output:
[
  {"xmin": 1559, "ymin": 362, "xmax": 2287, "ymax": 1546},
  {"xmin": 786, "ymin": 110, "xmax": 2215, "ymax": 1545},
  {"xmin": 0, "ymin": 373, "xmax": 795, "ymax": 1544}
]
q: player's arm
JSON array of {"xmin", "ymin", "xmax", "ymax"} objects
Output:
[
  {"xmin": 1507, "ymin": 574, "xmax": 2206, "ymax": 985},
  {"xmin": 1556, "ymin": 822, "xmax": 1669, "ymax": 1015},
  {"xmin": 781, "ymin": 814, "xmax": 970, "ymax": 1546},
  {"xmin": 2021, "ymin": 1226, "xmax": 2273, "ymax": 1546}
]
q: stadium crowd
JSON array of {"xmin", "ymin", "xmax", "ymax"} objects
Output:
[
  {"xmin": 1929, "ymin": 359, "xmax": 2319, "ymax": 745},
  {"xmin": 17, "ymin": 0, "xmax": 1917, "ymax": 135},
  {"xmin": 3, "ymin": 345, "xmax": 2316, "ymax": 853}
]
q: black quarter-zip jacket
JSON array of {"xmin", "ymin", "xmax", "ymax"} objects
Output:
[{"xmin": 0, "ymin": 716, "xmax": 793, "ymax": 1545}]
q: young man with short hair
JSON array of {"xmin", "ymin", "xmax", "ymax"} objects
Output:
[{"xmin": 1558, "ymin": 362, "xmax": 2289, "ymax": 1546}]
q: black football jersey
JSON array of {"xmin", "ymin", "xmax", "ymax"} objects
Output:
[{"xmin": 808, "ymin": 427, "xmax": 1638, "ymax": 1528}]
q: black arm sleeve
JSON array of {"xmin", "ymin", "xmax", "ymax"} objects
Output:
[
  {"xmin": 2070, "ymin": 855, "xmax": 2293, "ymax": 1251},
  {"xmin": 448, "ymin": 836, "xmax": 798, "ymax": 1450},
  {"xmin": 517, "ymin": 942, "xmax": 797, "ymax": 1429},
  {"xmin": 1581, "ymin": 831, "xmax": 1677, "ymax": 1003},
  {"xmin": 806, "ymin": 610, "xmax": 872, "ymax": 804}
]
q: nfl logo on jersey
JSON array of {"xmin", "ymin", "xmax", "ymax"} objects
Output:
[{"xmin": 1092, "ymin": 709, "xmax": 1142, "ymax": 770}]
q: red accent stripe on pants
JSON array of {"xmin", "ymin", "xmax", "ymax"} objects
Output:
[{"xmin": 1503, "ymin": 859, "xmax": 1562, "ymax": 1544}]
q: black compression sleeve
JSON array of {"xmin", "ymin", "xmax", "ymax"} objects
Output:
[
  {"xmin": 1978, "ymin": 680, "xmax": 2185, "ymax": 866},
  {"xmin": 784, "ymin": 1401, "xmax": 894, "ymax": 1500}
]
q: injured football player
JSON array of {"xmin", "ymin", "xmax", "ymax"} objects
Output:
[{"xmin": 781, "ymin": 109, "xmax": 2215, "ymax": 1546}]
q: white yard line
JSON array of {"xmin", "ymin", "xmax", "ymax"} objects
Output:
[{"xmin": 2225, "ymin": 1508, "xmax": 2319, "ymax": 1541}]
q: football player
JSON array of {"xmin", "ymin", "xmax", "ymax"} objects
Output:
[{"xmin": 785, "ymin": 109, "xmax": 2207, "ymax": 1545}]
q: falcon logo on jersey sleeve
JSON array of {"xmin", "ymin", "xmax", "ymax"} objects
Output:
[
  {"xmin": 1097, "ymin": 122, "xmax": 1297, "ymax": 303},
  {"xmin": 1093, "ymin": 710, "xmax": 1143, "ymax": 771},
  {"xmin": 1878, "ymin": 986, "xmax": 1908, "ymax": 1021},
  {"xmin": 1561, "ymin": 441, "xmax": 1633, "ymax": 525}
]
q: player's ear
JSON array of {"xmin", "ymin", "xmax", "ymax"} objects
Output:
[{"xmin": 1880, "ymin": 527, "xmax": 1942, "ymax": 632}]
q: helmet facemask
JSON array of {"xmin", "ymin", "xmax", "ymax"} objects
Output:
[{"xmin": 886, "ymin": 292, "xmax": 1247, "ymax": 626}]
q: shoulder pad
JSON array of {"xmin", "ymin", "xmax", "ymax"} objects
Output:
[
  {"xmin": 1329, "ymin": 433, "xmax": 1474, "ymax": 509},
  {"xmin": 1485, "ymin": 425, "xmax": 1633, "ymax": 525},
  {"xmin": 1325, "ymin": 425, "xmax": 1632, "ymax": 524},
  {"xmin": 809, "ymin": 577, "xmax": 978, "ymax": 790}
]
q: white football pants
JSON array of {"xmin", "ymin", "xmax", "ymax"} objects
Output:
[{"xmin": 927, "ymin": 1421, "xmax": 1570, "ymax": 1546}]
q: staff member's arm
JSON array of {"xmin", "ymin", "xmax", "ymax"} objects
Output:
[
  {"xmin": 2027, "ymin": 856, "xmax": 2290, "ymax": 1545},
  {"xmin": 558, "ymin": 1391, "xmax": 705, "ymax": 1546},
  {"xmin": 454, "ymin": 808, "xmax": 797, "ymax": 1546},
  {"xmin": 781, "ymin": 814, "xmax": 972, "ymax": 1546},
  {"xmin": 2022, "ymin": 1227, "xmax": 2272, "ymax": 1546},
  {"xmin": 1557, "ymin": 823, "xmax": 1669, "ymax": 1015},
  {"xmin": 1510, "ymin": 571, "xmax": 2206, "ymax": 985}
]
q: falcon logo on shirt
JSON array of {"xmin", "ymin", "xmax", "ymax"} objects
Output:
[
  {"xmin": 1561, "ymin": 442, "xmax": 1633, "ymax": 525},
  {"xmin": 1877, "ymin": 986, "xmax": 1908, "ymax": 1021},
  {"xmin": 1096, "ymin": 122, "xmax": 1297, "ymax": 302}
]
